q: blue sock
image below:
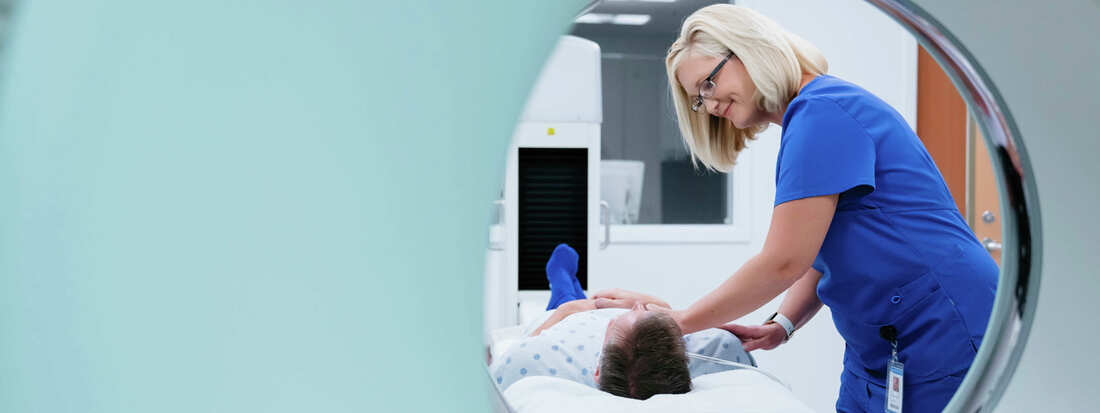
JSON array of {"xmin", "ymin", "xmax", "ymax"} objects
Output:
[
  {"xmin": 545, "ymin": 243, "xmax": 585, "ymax": 310},
  {"xmin": 570, "ymin": 266, "xmax": 585, "ymax": 299}
]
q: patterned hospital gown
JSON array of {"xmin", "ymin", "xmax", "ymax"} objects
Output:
[{"xmin": 489, "ymin": 308, "xmax": 754, "ymax": 390}]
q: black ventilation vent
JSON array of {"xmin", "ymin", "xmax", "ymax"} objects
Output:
[{"xmin": 518, "ymin": 148, "xmax": 588, "ymax": 291}]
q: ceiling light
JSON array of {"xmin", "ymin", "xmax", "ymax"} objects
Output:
[
  {"xmin": 611, "ymin": 14, "xmax": 651, "ymax": 25},
  {"xmin": 575, "ymin": 13, "xmax": 614, "ymax": 24}
]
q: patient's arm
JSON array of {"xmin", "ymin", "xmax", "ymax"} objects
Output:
[
  {"xmin": 590, "ymin": 288, "xmax": 671, "ymax": 310},
  {"xmin": 529, "ymin": 299, "xmax": 597, "ymax": 337}
]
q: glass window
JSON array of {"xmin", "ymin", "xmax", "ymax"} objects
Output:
[{"xmin": 570, "ymin": 1, "xmax": 733, "ymax": 226}]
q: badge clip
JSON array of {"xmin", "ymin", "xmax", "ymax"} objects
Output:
[{"xmin": 880, "ymin": 326, "xmax": 903, "ymax": 413}]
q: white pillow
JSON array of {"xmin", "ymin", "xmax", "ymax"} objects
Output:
[{"xmin": 502, "ymin": 369, "xmax": 814, "ymax": 413}]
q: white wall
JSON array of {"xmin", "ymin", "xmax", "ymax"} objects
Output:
[
  {"xmin": 588, "ymin": 1, "xmax": 917, "ymax": 411},
  {"xmin": 907, "ymin": 0, "xmax": 1100, "ymax": 411}
]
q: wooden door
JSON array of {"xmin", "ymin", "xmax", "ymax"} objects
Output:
[
  {"xmin": 917, "ymin": 47, "xmax": 967, "ymax": 214},
  {"xmin": 969, "ymin": 116, "xmax": 1003, "ymax": 263},
  {"xmin": 917, "ymin": 46, "xmax": 1000, "ymax": 264}
]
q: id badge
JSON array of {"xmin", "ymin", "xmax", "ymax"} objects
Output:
[{"xmin": 885, "ymin": 359, "xmax": 904, "ymax": 413}]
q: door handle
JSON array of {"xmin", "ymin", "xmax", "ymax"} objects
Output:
[
  {"xmin": 981, "ymin": 237, "xmax": 1002, "ymax": 252},
  {"xmin": 600, "ymin": 201, "xmax": 610, "ymax": 250}
]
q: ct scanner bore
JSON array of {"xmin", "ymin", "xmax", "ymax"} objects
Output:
[{"xmin": 487, "ymin": 1, "xmax": 1042, "ymax": 412}]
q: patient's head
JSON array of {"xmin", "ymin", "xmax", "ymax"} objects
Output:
[{"xmin": 595, "ymin": 303, "xmax": 692, "ymax": 400}]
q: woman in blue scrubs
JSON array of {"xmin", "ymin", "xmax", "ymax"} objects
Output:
[{"xmin": 595, "ymin": 5, "xmax": 998, "ymax": 412}]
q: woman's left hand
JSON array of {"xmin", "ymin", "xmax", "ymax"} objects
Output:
[{"xmin": 720, "ymin": 322, "xmax": 787, "ymax": 352}]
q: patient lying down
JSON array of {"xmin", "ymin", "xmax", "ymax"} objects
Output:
[{"xmin": 489, "ymin": 244, "xmax": 752, "ymax": 400}]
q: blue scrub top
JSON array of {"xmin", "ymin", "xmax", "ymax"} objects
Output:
[{"xmin": 775, "ymin": 75, "xmax": 998, "ymax": 385}]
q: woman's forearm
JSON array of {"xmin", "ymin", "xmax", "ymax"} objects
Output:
[
  {"xmin": 678, "ymin": 194, "xmax": 837, "ymax": 335},
  {"xmin": 777, "ymin": 268, "xmax": 825, "ymax": 330},
  {"xmin": 679, "ymin": 252, "xmax": 806, "ymax": 334}
]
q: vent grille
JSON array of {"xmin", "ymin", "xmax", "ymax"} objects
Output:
[{"xmin": 518, "ymin": 148, "xmax": 587, "ymax": 291}]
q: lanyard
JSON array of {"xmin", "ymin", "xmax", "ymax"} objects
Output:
[{"xmin": 880, "ymin": 326, "xmax": 904, "ymax": 413}]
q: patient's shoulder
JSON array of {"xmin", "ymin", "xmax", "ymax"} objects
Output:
[{"xmin": 686, "ymin": 328, "xmax": 753, "ymax": 363}]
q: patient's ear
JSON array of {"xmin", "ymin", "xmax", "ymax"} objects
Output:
[{"xmin": 594, "ymin": 366, "xmax": 600, "ymax": 384}]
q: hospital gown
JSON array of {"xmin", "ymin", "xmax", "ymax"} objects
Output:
[{"xmin": 489, "ymin": 308, "xmax": 754, "ymax": 391}]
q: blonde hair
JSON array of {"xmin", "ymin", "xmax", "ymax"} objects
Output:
[{"xmin": 666, "ymin": 4, "xmax": 828, "ymax": 172}]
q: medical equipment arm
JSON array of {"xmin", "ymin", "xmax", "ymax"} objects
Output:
[{"xmin": 675, "ymin": 194, "xmax": 838, "ymax": 335}]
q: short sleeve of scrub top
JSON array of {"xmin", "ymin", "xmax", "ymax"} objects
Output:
[
  {"xmin": 775, "ymin": 97, "xmax": 877, "ymax": 273},
  {"xmin": 774, "ymin": 97, "xmax": 877, "ymax": 207}
]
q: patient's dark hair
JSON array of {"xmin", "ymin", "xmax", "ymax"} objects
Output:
[{"xmin": 597, "ymin": 312, "xmax": 692, "ymax": 400}]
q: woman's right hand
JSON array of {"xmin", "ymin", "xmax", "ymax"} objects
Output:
[{"xmin": 720, "ymin": 322, "xmax": 787, "ymax": 352}]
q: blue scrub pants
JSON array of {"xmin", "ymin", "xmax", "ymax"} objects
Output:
[{"xmin": 836, "ymin": 368, "xmax": 968, "ymax": 413}]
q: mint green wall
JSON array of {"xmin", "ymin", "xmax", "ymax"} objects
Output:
[{"xmin": 0, "ymin": 1, "xmax": 583, "ymax": 411}]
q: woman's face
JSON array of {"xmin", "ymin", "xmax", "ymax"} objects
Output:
[{"xmin": 676, "ymin": 52, "xmax": 768, "ymax": 129}]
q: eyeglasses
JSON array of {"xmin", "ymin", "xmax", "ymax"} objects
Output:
[{"xmin": 690, "ymin": 51, "xmax": 735, "ymax": 113}]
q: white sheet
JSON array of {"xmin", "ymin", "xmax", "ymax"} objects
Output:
[{"xmin": 501, "ymin": 368, "xmax": 814, "ymax": 413}]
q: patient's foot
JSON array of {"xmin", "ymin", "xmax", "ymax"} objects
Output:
[{"xmin": 546, "ymin": 243, "xmax": 583, "ymax": 310}]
